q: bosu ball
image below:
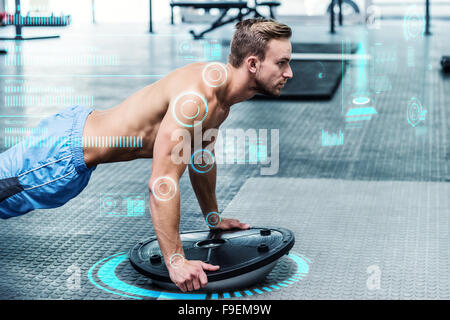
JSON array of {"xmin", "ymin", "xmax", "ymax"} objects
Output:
[{"xmin": 129, "ymin": 227, "xmax": 295, "ymax": 292}]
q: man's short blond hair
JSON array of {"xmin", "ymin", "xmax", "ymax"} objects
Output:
[{"xmin": 228, "ymin": 18, "xmax": 292, "ymax": 68}]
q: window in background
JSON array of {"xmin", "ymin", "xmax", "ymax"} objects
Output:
[{"xmin": 277, "ymin": 0, "xmax": 365, "ymax": 19}]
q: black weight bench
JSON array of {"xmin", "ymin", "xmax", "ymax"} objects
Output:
[
  {"xmin": 170, "ymin": 0, "xmax": 280, "ymax": 39},
  {"xmin": 253, "ymin": 1, "xmax": 280, "ymax": 19}
]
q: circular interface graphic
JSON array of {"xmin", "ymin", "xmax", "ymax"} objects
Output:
[
  {"xmin": 403, "ymin": 6, "xmax": 425, "ymax": 40},
  {"xmin": 190, "ymin": 149, "xmax": 215, "ymax": 174},
  {"xmin": 407, "ymin": 97, "xmax": 425, "ymax": 127},
  {"xmin": 202, "ymin": 62, "xmax": 228, "ymax": 88},
  {"xmin": 151, "ymin": 176, "xmax": 177, "ymax": 202},
  {"xmin": 205, "ymin": 212, "xmax": 221, "ymax": 228},
  {"xmin": 102, "ymin": 197, "xmax": 117, "ymax": 209},
  {"xmin": 409, "ymin": 103, "xmax": 419, "ymax": 122},
  {"xmin": 172, "ymin": 92, "xmax": 208, "ymax": 128},
  {"xmin": 178, "ymin": 41, "xmax": 191, "ymax": 55},
  {"xmin": 169, "ymin": 253, "xmax": 185, "ymax": 269},
  {"xmin": 88, "ymin": 252, "xmax": 310, "ymax": 300}
]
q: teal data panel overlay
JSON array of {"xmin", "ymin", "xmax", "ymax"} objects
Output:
[
  {"xmin": 100, "ymin": 193, "xmax": 146, "ymax": 217},
  {"xmin": 0, "ymin": 40, "xmax": 123, "ymax": 119},
  {"xmin": 178, "ymin": 39, "xmax": 222, "ymax": 61},
  {"xmin": 322, "ymin": 129, "xmax": 344, "ymax": 147}
]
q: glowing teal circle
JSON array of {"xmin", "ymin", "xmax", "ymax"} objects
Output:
[
  {"xmin": 88, "ymin": 252, "xmax": 310, "ymax": 300},
  {"xmin": 403, "ymin": 5, "xmax": 425, "ymax": 41},
  {"xmin": 202, "ymin": 62, "xmax": 228, "ymax": 88},
  {"xmin": 151, "ymin": 176, "xmax": 177, "ymax": 202},
  {"xmin": 407, "ymin": 97, "xmax": 424, "ymax": 127},
  {"xmin": 172, "ymin": 92, "xmax": 208, "ymax": 128},
  {"xmin": 205, "ymin": 211, "xmax": 221, "ymax": 228},
  {"xmin": 157, "ymin": 182, "xmax": 171, "ymax": 196},
  {"xmin": 190, "ymin": 149, "xmax": 215, "ymax": 174},
  {"xmin": 169, "ymin": 253, "xmax": 186, "ymax": 268}
]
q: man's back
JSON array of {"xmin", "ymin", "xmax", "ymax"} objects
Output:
[{"xmin": 82, "ymin": 62, "xmax": 229, "ymax": 168}]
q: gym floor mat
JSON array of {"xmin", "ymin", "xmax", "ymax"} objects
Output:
[
  {"xmin": 222, "ymin": 178, "xmax": 450, "ymax": 299},
  {"xmin": 221, "ymin": 41, "xmax": 358, "ymax": 54},
  {"xmin": 252, "ymin": 59, "xmax": 346, "ymax": 100},
  {"xmin": 255, "ymin": 42, "xmax": 355, "ymax": 100},
  {"xmin": 290, "ymin": 42, "xmax": 358, "ymax": 54}
]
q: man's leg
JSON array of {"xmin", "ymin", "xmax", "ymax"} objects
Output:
[{"xmin": 0, "ymin": 105, "xmax": 97, "ymax": 219}]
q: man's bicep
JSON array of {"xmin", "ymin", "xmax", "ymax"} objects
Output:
[
  {"xmin": 149, "ymin": 90, "xmax": 210, "ymax": 186},
  {"xmin": 149, "ymin": 115, "xmax": 192, "ymax": 188}
]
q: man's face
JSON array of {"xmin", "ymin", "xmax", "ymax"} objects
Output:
[{"xmin": 254, "ymin": 38, "xmax": 293, "ymax": 96}]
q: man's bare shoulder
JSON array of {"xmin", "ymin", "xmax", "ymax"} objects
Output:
[
  {"xmin": 167, "ymin": 62, "xmax": 222, "ymax": 95},
  {"xmin": 163, "ymin": 62, "xmax": 227, "ymax": 127}
]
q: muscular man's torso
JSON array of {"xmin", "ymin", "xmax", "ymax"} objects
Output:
[{"xmin": 82, "ymin": 62, "xmax": 230, "ymax": 168}]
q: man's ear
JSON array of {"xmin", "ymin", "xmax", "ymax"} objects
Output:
[{"xmin": 246, "ymin": 56, "xmax": 259, "ymax": 74}]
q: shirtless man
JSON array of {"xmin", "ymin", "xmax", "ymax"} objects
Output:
[{"xmin": 0, "ymin": 18, "xmax": 293, "ymax": 292}]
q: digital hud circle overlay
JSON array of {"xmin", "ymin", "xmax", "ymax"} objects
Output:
[{"xmin": 88, "ymin": 252, "xmax": 310, "ymax": 300}]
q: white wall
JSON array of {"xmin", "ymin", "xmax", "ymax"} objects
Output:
[
  {"xmin": 5, "ymin": 0, "xmax": 172, "ymax": 24},
  {"xmin": 277, "ymin": 0, "xmax": 366, "ymax": 16}
]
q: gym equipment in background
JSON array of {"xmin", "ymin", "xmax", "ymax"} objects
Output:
[
  {"xmin": 129, "ymin": 227, "xmax": 295, "ymax": 291},
  {"xmin": 0, "ymin": 0, "xmax": 71, "ymax": 40},
  {"xmin": 328, "ymin": 0, "xmax": 360, "ymax": 33},
  {"xmin": 169, "ymin": 0, "xmax": 280, "ymax": 39},
  {"xmin": 441, "ymin": 56, "xmax": 450, "ymax": 72}
]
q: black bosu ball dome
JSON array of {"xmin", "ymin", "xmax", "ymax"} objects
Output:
[{"xmin": 129, "ymin": 227, "xmax": 295, "ymax": 292}]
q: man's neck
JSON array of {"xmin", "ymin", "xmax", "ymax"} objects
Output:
[{"xmin": 216, "ymin": 63, "xmax": 257, "ymax": 108}]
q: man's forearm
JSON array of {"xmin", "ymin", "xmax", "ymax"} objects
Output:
[
  {"xmin": 189, "ymin": 162, "xmax": 218, "ymax": 217},
  {"xmin": 149, "ymin": 191, "xmax": 184, "ymax": 265}
]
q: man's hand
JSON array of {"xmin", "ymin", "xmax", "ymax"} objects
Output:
[
  {"xmin": 168, "ymin": 260, "xmax": 220, "ymax": 292},
  {"xmin": 216, "ymin": 218, "xmax": 250, "ymax": 230}
]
